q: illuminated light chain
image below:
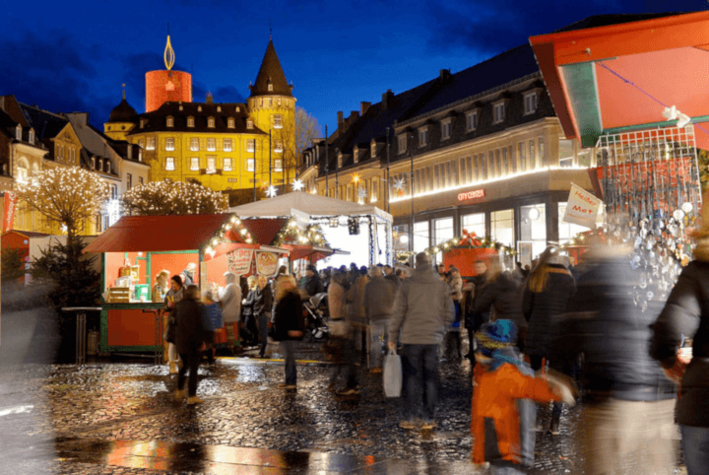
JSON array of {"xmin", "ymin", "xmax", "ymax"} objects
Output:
[
  {"xmin": 121, "ymin": 179, "xmax": 228, "ymax": 216},
  {"xmin": 422, "ymin": 232, "xmax": 516, "ymax": 258},
  {"xmin": 202, "ymin": 214, "xmax": 254, "ymax": 256},
  {"xmin": 272, "ymin": 218, "xmax": 330, "ymax": 248}
]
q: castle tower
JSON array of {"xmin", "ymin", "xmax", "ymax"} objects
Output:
[
  {"xmin": 247, "ymin": 39, "xmax": 296, "ymax": 183},
  {"xmin": 105, "ymin": 84, "xmax": 138, "ymax": 140},
  {"xmin": 145, "ymin": 34, "xmax": 192, "ymax": 112}
]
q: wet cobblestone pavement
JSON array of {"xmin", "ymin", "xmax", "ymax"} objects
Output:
[{"xmin": 0, "ymin": 342, "xmax": 688, "ymax": 474}]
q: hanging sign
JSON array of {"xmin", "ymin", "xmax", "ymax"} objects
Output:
[
  {"xmin": 563, "ymin": 183, "xmax": 602, "ymax": 229},
  {"xmin": 255, "ymin": 251, "xmax": 279, "ymax": 276},
  {"xmin": 227, "ymin": 248, "xmax": 253, "ymax": 275},
  {"xmin": 457, "ymin": 189, "xmax": 485, "ymax": 202},
  {"xmin": 3, "ymin": 192, "xmax": 16, "ymax": 233}
]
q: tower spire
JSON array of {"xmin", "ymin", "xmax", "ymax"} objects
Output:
[
  {"xmin": 122, "ymin": 83, "xmax": 126, "ymax": 100},
  {"xmin": 269, "ymin": 20, "xmax": 272, "ymax": 40},
  {"xmin": 164, "ymin": 24, "xmax": 175, "ymax": 71}
]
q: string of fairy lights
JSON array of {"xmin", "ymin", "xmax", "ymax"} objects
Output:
[
  {"xmin": 121, "ymin": 180, "xmax": 228, "ymax": 215},
  {"xmin": 272, "ymin": 217, "xmax": 329, "ymax": 247},
  {"xmin": 203, "ymin": 215, "xmax": 254, "ymax": 257},
  {"xmin": 421, "ymin": 230, "xmax": 516, "ymax": 258}
]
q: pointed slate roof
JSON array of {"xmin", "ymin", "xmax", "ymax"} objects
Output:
[
  {"xmin": 108, "ymin": 98, "xmax": 139, "ymax": 124},
  {"xmin": 249, "ymin": 40, "xmax": 293, "ymax": 98}
]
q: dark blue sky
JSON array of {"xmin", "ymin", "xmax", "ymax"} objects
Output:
[{"xmin": 1, "ymin": 0, "xmax": 705, "ymax": 133}]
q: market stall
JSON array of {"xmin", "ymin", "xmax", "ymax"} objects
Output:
[{"xmin": 83, "ymin": 214, "xmax": 289, "ymax": 353}]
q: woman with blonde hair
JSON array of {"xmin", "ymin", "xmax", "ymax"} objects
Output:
[
  {"xmin": 523, "ymin": 245, "xmax": 576, "ymax": 434},
  {"xmin": 241, "ymin": 276, "xmax": 260, "ymax": 347},
  {"xmin": 153, "ymin": 270, "xmax": 170, "ymax": 303},
  {"xmin": 272, "ymin": 275, "xmax": 304, "ymax": 388}
]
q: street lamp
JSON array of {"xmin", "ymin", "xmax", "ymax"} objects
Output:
[{"xmin": 409, "ymin": 131, "xmax": 414, "ymax": 253}]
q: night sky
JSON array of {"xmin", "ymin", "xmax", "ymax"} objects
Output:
[{"xmin": 1, "ymin": 0, "xmax": 706, "ymax": 133}]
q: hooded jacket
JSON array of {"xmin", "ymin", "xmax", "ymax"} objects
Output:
[
  {"xmin": 364, "ymin": 275, "xmax": 397, "ymax": 323},
  {"xmin": 474, "ymin": 271, "xmax": 526, "ymax": 335},
  {"xmin": 388, "ymin": 266, "xmax": 454, "ymax": 345},
  {"xmin": 219, "ymin": 279, "xmax": 241, "ymax": 324},
  {"xmin": 175, "ymin": 298, "xmax": 206, "ymax": 354}
]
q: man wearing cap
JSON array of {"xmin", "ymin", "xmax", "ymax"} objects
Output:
[
  {"xmin": 219, "ymin": 272, "xmax": 242, "ymax": 354},
  {"xmin": 388, "ymin": 252, "xmax": 455, "ymax": 431},
  {"xmin": 304, "ymin": 264, "xmax": 324, "ymax": 297}
]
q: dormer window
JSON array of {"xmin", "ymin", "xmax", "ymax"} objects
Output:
[
  {"xmin": 187, "ymin": 116, "xmax": 195, "ymax": 127},
  {"xmin": 493, "ymin": 101, "xmax": 506, "ymax": 124},
  {"xmin": 208, "ymin": 117, "xmax": 215, "ymax": 128},
  {"xmin": 524, "ymin": 92, "xmax": 538, "ymax": 115},
  {"xmin": 418, "ymin": 126, "xmax": 429, "ymax": 147},
  {"xmin": 28, "ymin": 129, "xmax": 34, "ymax": 144},
  {"xmin": 466, "ymin": 110, "xmax": 478, "ymax": 131},
  {"xmin": 138, "ymin": 149, "xmax": 142, "ymax": 162},
  {"xmin": 268, "ymin": 84, "xmax": 273, "ymax": 92},
  {"xmin": 236, "ymin": 106, "xmax": 240, "ymax": 113},
  {"xmin": 91, "ymin": 157, "xmax": 96, "ymax": 170},
  {"xmin": 15, "ymin": 125, "xmax": 21, "ymax": 141},
  {"xmin": 371, "ymin": 141, "xmax": 377, "ymax": 159},
  {"xmin": 127, "ymin": 146, "xmax": 132, "ymax": 159},
  {"xmin": 398, "ymin": 134, "xmax": 407, "ymax": 155},
  {"xmin": 441, "ymin": 119, "xmax": 452, "ymax": 140},
  {"xmin": 106, "ymin": 161, "xmax": 111, "ymax": 173},
  {"xmin": 166, "ymin": 116, "xmax": 174, "ymax": 127},
  {"xmin": 197, "ymin": 105, "xmax": 202, "ymax": 112},
  {"xmin": 217, "ymin": 106, "xmax": 221, "ymax": 113},
  {"xmin": 247, "ymin": 120, "xmax": 254, "ymax": 129},
  {"xmin": 353, "ymin": 147, "xmax": 360, "ymax": 164},
  {"xmin": 227, "ymin": 117, "xmax": 235, "ymax": 128},
  {"xmin": 97, "ymin": 158, "xmax": 103, "ymax": 171},
  {"xmin": 140, "ymin": 119, "xmax": 147, "ymax": 128}
]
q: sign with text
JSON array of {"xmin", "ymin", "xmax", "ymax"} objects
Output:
[
  {"xmin": 563, "ymin": 183, "xmax": 602, "ymax": 229},
  {"xmin": 226, "ymin": 248, "xmax": 253, "ymax": 276},
  {"xmin": 457, "ymin": 189, "xmax": 486, "ymax": 202},
  {"xmin": 3, "ymin": 192, "xmax": 16, "ymax": 233},
  {"xmin": 255, "ymin": 251, "xmax": 279, "ymax": 276}
]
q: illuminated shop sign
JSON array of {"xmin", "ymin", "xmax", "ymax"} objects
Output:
[{"xmin": 457, "ymin": 189, "xmax": 486, "ymax": 202}]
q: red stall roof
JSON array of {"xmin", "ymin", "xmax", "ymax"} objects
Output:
[
  {"xmin": 241, "ymin": 218, "xmax": 288, "ymax": 246},
  {"xmin": 530, "ymin": 12, "xmax": 709, "ymax": 149}
]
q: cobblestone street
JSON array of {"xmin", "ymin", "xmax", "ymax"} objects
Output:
[{"xmin": 0, "ymin": 340, "xmax": 689, "ymax": 474}]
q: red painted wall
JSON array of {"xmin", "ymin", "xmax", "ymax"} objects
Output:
[{"xmin": 150, "ymin": 252, "xmax": 199, "ymax": 286}]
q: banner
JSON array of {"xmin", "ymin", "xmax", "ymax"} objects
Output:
[
  {"xmin": 226, "ymin": 248, "xmax": 253, "ymax": 276},
  {"xmin": 3, "ymin": 192, "xmax": 16, "ymax": 233},
  {"xmin": 255, "ymin": 251, "xmax": 279, "ymax": 276},
  {"xmin": 563, "ymin": 183, "xmax": 602, "ymax": 229}
]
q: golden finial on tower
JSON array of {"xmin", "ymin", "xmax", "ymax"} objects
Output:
[
  {"xmin": 122, "ymin": 83, "xmax": 126, "ymax": 100},
  {"xmin": 164, "ymin": 25, "xmax": 175, "ymax": 71}
]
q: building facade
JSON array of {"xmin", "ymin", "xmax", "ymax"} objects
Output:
[{"xmin": 301, "ymin": 45, "xmax": 597, "ymax": 265}]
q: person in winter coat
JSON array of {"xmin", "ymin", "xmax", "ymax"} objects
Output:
[
  {"xmin": 346, "ymin": 271, "xmax": 369, "ymax": 352},
  {"xmin": 364, "ymin": 266, "xmax": 397, "ymax": 371},
  {"xmin": 218, "ymin": 272, "xmax": 241, "ymax": 354},
  {"xmin": 304, "ymin": 264, "xmax": 324, "ymax": 297},
  {"xmin": 465, "ymin": 260, "xmax": 490, "ymax": 363},
  {"xmin": 557, "ymin": 245, "xmax": 678, "ymax": 475},
  {"xmin": 164, "ymin": 275, "xmax": 184, "ymax": 374},
  {"xmin": 272, "ymin": 275, "xmax": 304, "ymax": 389},
  {"xmin": 651, "ymin": 211, "xmax": 709, "ymax": 475},
  {"xmin": 200, "ymin": 290, "xmax": 223, "ymax": 365},
  {"xmin": 444, "ymin": 267, "xmax": 464, "ymax": 361},
  {"xmin": 180, "ymin": 263, "xmax": 197, "ymax": 287},
  {"xmin": 388, "ymin": 252, "xmax": 455, "ymax": 431},
  {"xmin": 257, "ymin": 275, "xmax": 273, "ymax": 358},
  {"xmin": 175, "ymin": 285, "xmax": 206, "ymax": 404},
  {"xmin": 241, "ymin": 276, "xmax": 260, "ymax": 347},
  {"xmin": 522, "ymin": 245, "xmax": 575, "ymax": 434},
  {"xmin": 472, "ymin": 320, "xmax": 573, "ymax": 475},
  {"xmin": 383, "ymin": 264, "xmax": 401, "ymax": 287}
]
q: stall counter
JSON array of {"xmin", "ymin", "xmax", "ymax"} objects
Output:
[{"xmin": 100, "ymin": 302, "xmax": 164, "ymax": 353}]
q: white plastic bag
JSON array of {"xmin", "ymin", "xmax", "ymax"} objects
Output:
[{"xmin": 383, "ymin": 350, "xmax": 402, "ymax": 398}]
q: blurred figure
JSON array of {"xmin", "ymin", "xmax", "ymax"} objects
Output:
[
  {"xmin": 437, "ymin": 263, "xmax": 448, "ymax": 281},
  {"xmin": 180, "ymin": 262, "xmax": 197, "ymax": 287},
  {"xmin": 164, "ymin": 275, "xmax": 184, "ymax": 374},
  {"xmin": 651, "ymin": 220, "xmax": 709, "ymax": 475},
  {"xmin": 175, "ymin": 285, "xmax": 206, "ymax": 404},
  {"xmin": 152, "ymin": 270, "xmax": 170, "ymax": 303},
  {"xmin": 364, "ymin": 265, "xmax": 396, "ymax": 371},
  {"xmin": 345, "ymin": 266, "xmax": 369, "ymax": 355},
  {"xmin": 471, "ymin": 320, "xmax": 573, "ymax": 475},
  {"xmin": 558, "ymin": 245, "xmax": 677, "ymax": 475},
  {"xmin": 383, "ymin": 264, "xmax": 401, "ymax": 287},
  {"xmin": 523, "ymin": 245, "xmax": 575, "ymax": 434},
  {"xmin": 272, "ymin": 275, "xmax": 303, "ymax": 389},
  {"xmin": 304, "ymin": 264, "xmax": 324, "ymax": 297},
  {"xmin": 219, "ymin": 272, "xmax": 241, "ymax": 355},
  {"xmin": 200, "ymin": 290, "xmax": 223, "ymax": 366},
  {"xmin": 465, "ymin": 259, "xmax": 490, "ymax": 364},
  {"xmin": 257, "ymin": 275, "xmax": 273, "ymax": 358},
  {"xmin": 388, "ymin": 252, "xmax": 454, "ymax": 431},
  {"xmin": 444, "ymin": 266, "xmax": 464, "ymax": 362},
  {"xmin": 241, "ymin": 276, "xmax": 260, "ymax": 347}
]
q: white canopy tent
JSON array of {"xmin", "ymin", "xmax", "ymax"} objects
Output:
[{"xmin": 228, "ymin": 192, "xmax": 393, "ymax": 267}]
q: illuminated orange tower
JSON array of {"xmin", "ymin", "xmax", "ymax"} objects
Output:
[{"xmin": 145, "ymin": 35, "xmax": 192, "ymax": 112}]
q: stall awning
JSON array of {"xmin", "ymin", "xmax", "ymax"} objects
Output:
[
  {"xmin": 281, "ymin": 244, "xmax": 334, "ymax": 262},
  {"xmin": 530, "ymin": 12, "xmax": 709, "ymax": 149},
  {"xmin": 241, "ymin": 218, "xmax": 289, "ymax": 245},
  {"xmin": 83, "ymin": 214, "xmax": 234, "ymax": 253}
]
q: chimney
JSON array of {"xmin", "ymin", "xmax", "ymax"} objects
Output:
[
  {"xmin": 381, "ymin": 89, "xmax": 394, "ymax": 111},
  {"xmin": 360, "ymin": 101, "xmax": 371, "ymax": 115},
  {"xmin": 349, "ymin": 111, "xmax": 359, "ymax": 122},
  {"xmin": 439, "ymin": 69, "xmax": 451, "ymax": 81},
  {"xmin": 206, "ymin": 92, "xmax": 213, "ymax": 104},
  {"xmin": 337, "ymin": 111, "xmax": 344, "ymax": 129}
]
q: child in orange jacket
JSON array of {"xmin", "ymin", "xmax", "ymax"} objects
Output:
[{"xmin": 471, "ymin": 320, "xmax": 575, "ymax": 474}]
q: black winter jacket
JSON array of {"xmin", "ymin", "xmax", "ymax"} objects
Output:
[
  {"xmin": 474, "ymin": 271, "xmax": 526, "ymax": 333},
  {"xmin": 273, "ymin": 291, "xmax": 304, "ymax": 341},
  {"xmin": 523, "ymin": 264, "xmax": 575, "ymax": 357},
  {"xmin": 555, "ymin": 255, "xmax": 676, "ymax": 401},
  {"xmin": 651, "ymin": 260, "xmax": 709, "ymax": 425},
  {"xmin": 175, "ymin": 298, "xmax": 206, "ymax": 354}
]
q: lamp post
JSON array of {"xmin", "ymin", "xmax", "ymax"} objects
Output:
[
  {"xmin": 386, "ymin": 126, "xmax": 391, "ymax": 214},
  {"xmin": 325, "ymin": 125, "xmax": 329, "ymax": 197},
  {"xmin": 269, "ymin": 130, "xmax": 272, "ymax": 193},
  {"xmin": 252, "ymin": 139, "xmax": 257, "ymax": 202},
  {"xmin": 409, "ymin": 131, "xmax": 414, "ymax": 253},
  {"xmin": 335, "ymin": 147, "xmax": 340, "ymax": 199}
]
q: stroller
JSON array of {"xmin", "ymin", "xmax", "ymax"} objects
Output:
[{"xmin": 302, "ymin": 292, "xmax": 330, "ymax": 342}]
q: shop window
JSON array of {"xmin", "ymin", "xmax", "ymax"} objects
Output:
[
  {"xmin": 520, "ymin": 204, "xmax": 547, "ymax": 259},
  {"xmin": 223, "ymin": 138, "xmax": 232, "ymax": 152},
  {"xmin": 558, "ymin": 202, "xmax": 591, "ymax": 246},
  {"xmin": 223, "ymin": 158, "xmax": 233, "ymax": 171},
  {"xmin": 434, "ymin": 217, "xmax": 454, "ymax": 263},
  {"xmin": 190, "ymin": 157, "xmax": 199, "ymax": 171},
  {"xmin": 165, "ymin": 137, "xmax": 175, "ymax": 151},
  {"xmin": 559, "ymin": 139, "xmax": 574, "ymax": 167},
  {"xmin": 414, "ymin": 221, "xmax": 429, "ymax": 253},
  {"xmin": 190, "ymin": 138, "xmax": 199, "ymax": 151},
  {"xmin": 461, "ymin": 213, "xmax": 486, "ymax": 238},
  {"xmin": 207, "ymin": 138, "xmax": 216, "ymax": 151},
  {"xmin": 491, "ymin": 209, "xmax": 514, "ymax": 248},
  {"xmin": 165, "ymin": 157, "xmax": 175, "ymax": 170}
]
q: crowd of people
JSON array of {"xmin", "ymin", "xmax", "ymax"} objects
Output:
[{"xmin": 157, "ymin": 233, "xmax": 709, "ymax": 475}]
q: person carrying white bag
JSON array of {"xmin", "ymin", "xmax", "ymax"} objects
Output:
[{"xmin": 383, "ymin": 349, "xmax": 402, "ymax": 397}]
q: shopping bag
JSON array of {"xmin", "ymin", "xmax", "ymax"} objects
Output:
[{"xmin": 383, "ymin": 350, "xmax": 402, "ymax": 398}]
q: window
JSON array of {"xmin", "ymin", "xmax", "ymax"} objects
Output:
[
  {"xmin": 140, "ymin": 119, "xmax": 147, "ymax": 129},
  {"xmin": 268, "ymin": 84, "xmax": 273, "ymax": 92},
  {"xmin": 208, "ymin": 117, "xmax": 215, "ymax": 128},
  {"xmin": 493, "ymin": 102, "xmax": 505, "ymax": 124},
  {"xmin": 398, "ymin": 134, "xmax": 407, "ymax": 154},
  {"xmin": 223, "ymin": 158, "xmax": 233, "ymax": 171},
  {"xmin": 273, "ymin": 115, "xmax": 283, "ymax": 129},
  {"xmin": 559, "ymin": 139, "xmax": 574, "ymax": 167},
  {"xmin": 520, "ymin": 204, "xmax": 547, "ymax": 258},
  {"xmin": 274, "ymin": 140, "xmax": 283, "ymax": 153},
  {"xmin": 479, "ymin": 155, "xmax": 487, "ymax": 180},
  {"xmin": 491, "ymin": 209, "xmax": 514, "ymax": 247},
  {"xmin": 138, "ymin": 138, "xmax": 144, "ymax": 148},
  {"xmin": 16, "ymin": 158, "xmax": 28, "ymax": 183},
  {"xmin": 518, "ymin": 142, "xmax": 526, "ymax": 171},
  {"xmin": 461, "ymin": 213, "xmax": 486, "ymax": 238},
  {"xmin": 246, "ymin": 139, "xmax": 255, "ymax": 153},
  {"xmin": 274, "ymin": 159, "xmax": 283, "ymax": 171},
  {"xmin": 165, "ymin": 157, "xmax": 175, "ymax": 170},
  {"xmin": 227, "ymin": 117, "xmax": 235, "ymax": 128},
  {"xmin": 207, "ymin": 138, "xmax": 216, "ymax": 151},
  {"xmin": 278, "ymin": 97, "xmax": 282, "ymax": 106},
  {"xmin": 419, "ymin": 128, "xmax": 429, "ymax": 147},
  {"xmin": 127, "ymin": 146, "xmax": 132, "ymax": 159},
  {"xmin": 138, "ymin": 149, "xmax": 142, "ymax": 161},
  {"xmin": 246, "ymin": 159, "xmax": 254, "ymax": 172},
  {"xmin": 502, "ymin": 147, "xmax": 509, "ymax": 175},
  {"xmin": 146, "ymin": 137, "xmax": 156, "ymax": 150},
  {"xmin": 186, "ymin": 137, "xmax": 198, "ymax": 152},
  {"xmin": 15, "ymin": 125, "xmax": 21, "ymax": 140},
  {"xmin": 223, "ymin": 138, "xmax": 232, "ymax": 152},
  {"xmin": 187, "ymin": 116, "xmax": 195, "ymax": 127},
  {"xmin": 434, "ymin": 217, "xmax": 454, "ymax": 263},
  {"xmin": 111, "ymin": 184, "xmax": 118, "ymax": 200},
  {"xmin": 524, "ymin": 92, "xmax": 538, "ymax": 115},
  {"xmin": 91, "ymin": 157, "xmax": 96, "ymax": 170},
  {"xmin": 165, "ymin": 137, "xmax": 175, "ymax": 151},
  {"xmin": 538, "ymin": 137, "xmax": 545, "ymax": 166},
  {"xmin": 190, "ymin": 157, "xmax": 199, "ymax": 171},
  {"xmin": 207, "ymin": 156, "xmax": 216, "ymax": 173},
  {"xmin": 106, "ymin": 162, "xmax": 111, "ymax": 173},
  {"xmin": 466, "ymin": 111, "xmax": 478, "ymax": 131},
  {"xmin": 28, "ymin": 130, "xmax": 34, "ymax": 144},
  {"xmin": 139, "ymin": 176, "xmax": 143, "ymax": 185},
  {"xmin": 488, "ymin": 151, "xmax": 495, "ymax": 178},
  {"xmin": 247, "ymin": 120, "xmax": 254, "ymax": 129},
  {"xmin": 441, "ymin": 120, "xmax": 452, "ymax": 140},
  {"xmin": 414, "ymin": 221, "xmax": 429, "ymax": 253},
  {"xmin": 127, "ymin": 173, "xmax": 132, "ymax": 190},
  {"xmin": 166, "ymin": 116, "xmax": 174, "ymax": 127},
  {"xmin": 496, "ymin": 149, "xmax": 502, "ymax": 176}
]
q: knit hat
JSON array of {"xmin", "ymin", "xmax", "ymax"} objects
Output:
[{"xmin": 475, "ymin": 320, "xmax": 517, "ymax": 358}]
